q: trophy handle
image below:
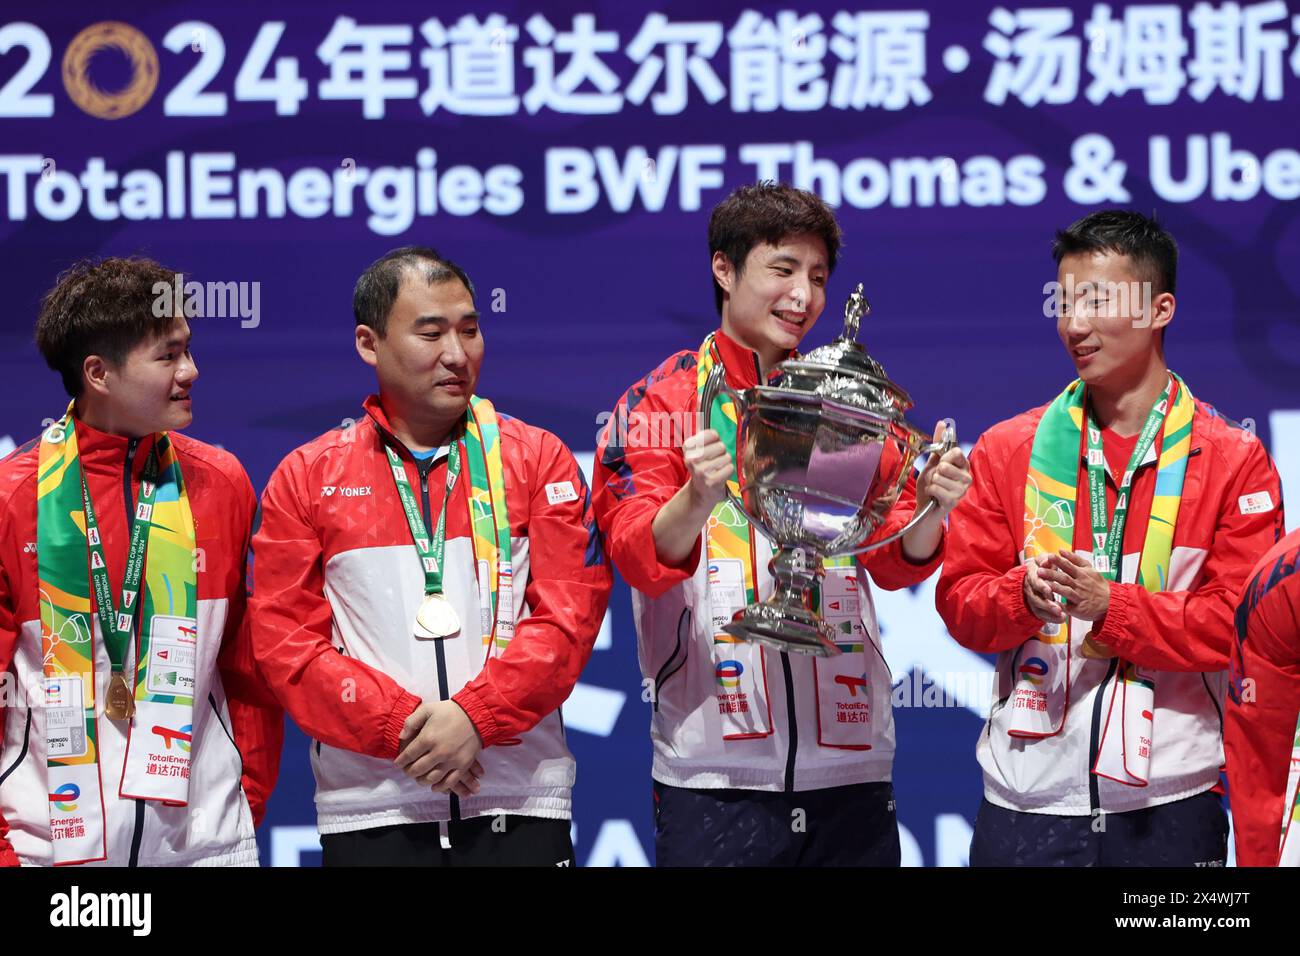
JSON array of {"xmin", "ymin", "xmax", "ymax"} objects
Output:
[
  {"xmin": 698, "ymin": 361, "xmax": 782, "ymax": 542},
  {"xmin": 696, "ymin": 361, "xmax": 748, "ymax": 431},
  {"xmin": 848, "ymin": 425, "xmax": 956, "ymax": 556}
]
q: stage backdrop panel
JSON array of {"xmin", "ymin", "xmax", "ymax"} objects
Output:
[{"xmin": 2, "ymin": 0, "xmax": 1297, "ymax": 865}]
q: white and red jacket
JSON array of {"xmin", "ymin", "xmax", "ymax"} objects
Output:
[
  {"xmin": 1225, "ymin": 529, "xmax": 1300, "ymax": 866},
  {"xmin": 0, "ymin": 420, "xmax": 283, "ymax": 866},
  {"xmin": 248, "ymin": 396, "xmax": 611, "ymax": 834},
  {"xmin": 592, "ymin": 330, "xmax": 945, "ymax": 792},
  {"xmin": 937, "ymin": 392, "xmax": 1284, "ymax": 816}
]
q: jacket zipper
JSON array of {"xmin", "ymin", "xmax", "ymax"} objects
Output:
[
  {"xmin": 1088, "ymin": 657, "xmax": 1118, "ymax": 814},
  {"xmin": 209, "ymin": 693, "xmax": 245, "ymax": 781},
  {"xmin": 0, "ymin": 710, "xmax": 32, "ymax": 786},
  {"xmin": 123, "ymin": 437, "xmax": 145, "ymax": 868},
  {"xmin": 1202, "ymin": 673, "xmax": 1224, "ymax": 735},
  {"xmin": 1084, "ymin": 443, "xmax": 1151, "ymax": 817},
  {"xmin": 780, "ymin": 654, "xmax": 798, "ymax": 791},
  {"xmin": 419, "ymin": 459, "xmax": 460, "ymax": 824},
  {"xmin": 1082, "ymin": 442, "xmax": 1204, "ymax": 815},
  {"xmin": 652, "ymin": 609, "xmax": 690, "ymax": 713}
]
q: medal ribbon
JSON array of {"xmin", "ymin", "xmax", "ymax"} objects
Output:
[
  {"xmin": 83, "ymin": 445, "xmax": 161, "ymax": 687},
  {"xmin": 37, "ymin": 406, "xmax": 198, "ymax": 865},
  {"xmin": 382, "ymin": 397, "xmax": 514, "ymax": 652},
  {"xmin": 383, "ymin": 440, "xmax": 460, "ymax": 598},
  {"xmin": 1015, "ymin": 374, "xmax": 1193, "ymax": 768},
  {"xmin": 1083, "ymin": 379, "xmax": 1172, "ymax": 583}
]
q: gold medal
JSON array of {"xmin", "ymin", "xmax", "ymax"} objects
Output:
[
  {"xmin": 105, "ymin": 671, "xmax": 135, "ymax": 720},
  {"xmin": 416, "ymin": 593, "xmax": 460, "ymax": 639}
]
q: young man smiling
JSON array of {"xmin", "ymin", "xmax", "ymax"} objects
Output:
[
  {"xmin": 249, "ymin": 247, "xmax": 611, "ymax": 866},
  {"xmin": 0, "ymin": 257, "xmax": 282, "ymax": 866},
  {"xmin": 593, "ymin": 182, "xmax": 971, "ymax": 866},
  {"xmin": 937, "ymin": 210, "xmax": 1284, "ymax": 866}
]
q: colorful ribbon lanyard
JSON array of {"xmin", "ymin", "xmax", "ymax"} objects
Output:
[
  {"xmin": 384, "ymin": 441, "xmax": 458, "ymax": 598},
  {"xmin": 1083, "ymin": 379, "xmax": 1171, "ymax": 580},
  {"xmin": 81, "ymin": 445, "xmax": 161, "ymax": 706}
]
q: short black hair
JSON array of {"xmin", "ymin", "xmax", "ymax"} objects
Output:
[
  {"xmin": 353, "ymin": 246, "xmax": 476, "ymax": 335},
  {"xmin": 708, "ymin": 182, "xmax": 842, "ymax": 315},
  {"xmin": 36, "ymin": 256, "xmax": 180, "ymax": 397},
  {"xmin": 1052, "ymin": 210, "xmax": 1178, "ymax": 296}
]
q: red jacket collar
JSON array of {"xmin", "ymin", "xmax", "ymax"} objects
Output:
[
  {"xmin": 363, "ymin": 395, "xmax": 466, "ymax": 459},
  {"xmin": 363, "ymin": 395, "xmax": 411, "ymax": 456},
  {"xmin": 713, "ymin": 328, "xmax": 791, "ymax": 388},
  {"xmin": 70, "ymin": 416, "xmax": 160, "ymax": 480},
  {"xmin": 363, "ymin": 394, "xmax": 393, "ymax": 433}
]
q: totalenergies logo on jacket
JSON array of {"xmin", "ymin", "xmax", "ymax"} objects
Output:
[
  {"xmin": 153, "ymin": 723, "xmax": 193, "ymax": 753},
  {"xmin": 49, "ymin": 783, "xmax": 80, "ymax": 812},
  {"xmin": 1018, "ymin": 657, "xmax": 1049, "ymax": 686},
  {"xmin": 716, "ymin": 660, "xmax": 744, "ymax": 688},
  {"xmin": 834, "ymin": 674, "xmax": 869, "ymax": 697}
]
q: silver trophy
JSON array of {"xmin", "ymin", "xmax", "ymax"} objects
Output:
[{"xmin": 700, "ymin": 284, "xmax": 954, "ymax": 657}]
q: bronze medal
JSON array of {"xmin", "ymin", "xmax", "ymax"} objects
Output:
[{"xmin": 105, "ymin": 671, "xmax": 135, "ymax": 720}]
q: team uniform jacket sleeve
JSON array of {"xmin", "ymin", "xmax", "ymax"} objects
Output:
[
  {"xmin": 1226, "ymin": 569, "xmax": 1300, "ymax": 866},
  {"xmin": 0, "ymin": 531, "xmax": 18, "ymax": 866},
  {"xmin": 1090, "ymin": 440, "xmax": 1284, "ymax": 672},
  {"xmin": 249, "ymin": 452, "xmax": 420, "ymax": 760},
  {"xmin": 857, "ymin": 471, "xmax": 946, "ymax": 590},
  {"xmin": 217, "ymin": 471, "xmax": 284, "ymax": 828},
  {"xmin": 453, "ymin": 433, "xmax": 613, "ymax": 746},
  {"xmin": 592, "ymin": 389, "xmax": 700, "ymax": 598},
  {"xmin": 936, "ymin": 435, "xmax": 1045, "ymax": 653}
]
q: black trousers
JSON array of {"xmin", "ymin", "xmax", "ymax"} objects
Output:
[
  {"xmin": 969, "ymin": 790, "xmax": 1229, "ymax": 866},
  {"xmin": 653, "ymin": 779, "xmax": 901, "ymax": 867},
  {"xmin": 320, "ymin": 815, "xmax": 575, "ymax": 867}
]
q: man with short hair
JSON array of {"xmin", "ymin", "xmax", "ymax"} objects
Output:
[
  {"xmin": 937, "ymin": 210, "xmax": 1284, "ymax": 866},
  {"xmin": 0, "ymin": 256, "xmax": 282, "ymax": 866},
  {"xmin": 1225, "ymin": 528, "xmax": 1300, "ymax": 866},
  {"xmin": 249, "ymin": 246, "xmax": 611, "ymax": 866},
  {"xmin": 592, "ymin": 182, "xmax": 971, "ymax": 866}
]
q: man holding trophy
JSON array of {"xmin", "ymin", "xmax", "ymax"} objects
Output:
[
  {"xmin": 593, "ymin": 183, "xmax": 971, "ymax": 866},
  {"xmin": 937, "ymin": 211, "xmax": 1284, "ymax": 866}
]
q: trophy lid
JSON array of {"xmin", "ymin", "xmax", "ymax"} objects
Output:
[{"xmin": 775, "ymin": 283, "xmax": 915, "ymax": 413}]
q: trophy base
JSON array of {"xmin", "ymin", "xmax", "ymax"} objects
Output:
[{"xmin": 723, "ymin": 604, "xmax": 841, "ymax": 658}]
